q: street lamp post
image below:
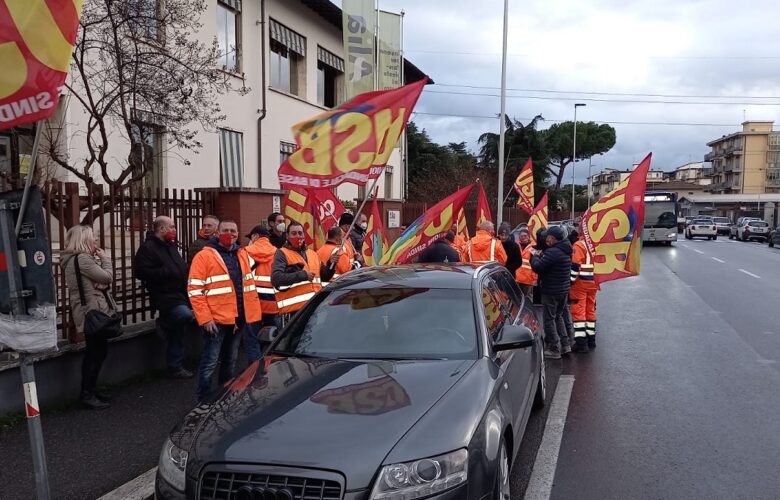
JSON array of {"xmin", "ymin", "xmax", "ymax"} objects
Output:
[
  {"xmin": 571, "ymin": 103, "xmax": 586, "ymax": 220},
  {"xmin": 588, "ymin": 158, "xmax": 595, "ymax": 208},
  {"xmin": 496, "ymin": 0, "xmax": 509, "ymax": 225}
]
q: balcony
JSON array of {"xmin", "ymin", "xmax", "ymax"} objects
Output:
[
  {"xmin": 767, "ymin": 178, "xmax": 780, "ymax": 188},
  {"xmin": 704, "ymin": 151, "xmax": 718, "ymax": 162}
]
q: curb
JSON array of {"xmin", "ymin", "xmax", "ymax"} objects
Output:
[{"xmin": 98, "ymin": 467, "xmax": 156, "ymax": 500}]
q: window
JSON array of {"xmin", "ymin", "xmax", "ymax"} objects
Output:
[
  {"xmin": 316, "ymin": 46, "xmax": 345, "ymax": 108},
  {"xmin": 219, "ymin": 129, "xmax": 244, "ymax": 187},
  {"xmin": 768, "ymin": 151, "xmax": 780, "ymax": 167},
  {"xmin": 130, "ymin": 123, "xmax": 164, "ymax": 190},
  {"xmin": 280, "ymin": 141, "xmax": 296, "ymax": 166},
  {"xmin": 216, "ymin": 0, "xmax": 241, "ymax": 73},
  {"xmin": 127, "ymin": 0, "xmax": 160, "ymax": 41},
  {"xmin": 270, "ymin": 20, "xmax": 306, "ymax": 96}
]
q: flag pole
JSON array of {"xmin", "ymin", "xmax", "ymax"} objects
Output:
[
  {"xmin": 333, "ymin": 169, "xmax": 385, "ymax": 268},
  {"xmin": 496, "ymin": 0, "xmax": 509, "ymax": 226}
]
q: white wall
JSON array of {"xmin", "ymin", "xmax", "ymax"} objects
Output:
[{"xmin": 52, "ymin": 0, "xmax": 404, "ymax": 200}]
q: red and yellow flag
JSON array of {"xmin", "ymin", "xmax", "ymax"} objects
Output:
[
  {"xmin": 527, "ymin": 193, "xmax": 549, "ymax": 245},
  {"xmin": 282, "ymin": 188, "xmax": 317, "ymax": 246},
  {"xmin": 455, "ymin": 207, "xmax": 469, "ymax": 241},
  {"xmin": 476, "ymin": 182, "xmax": 492, "ymax": 227},
  {"xmin": 277, "ymin": 78, "xmax": 427, "ymax": 190},
  {"xmin": 381, "ymin": 184, "xmax": 475, "ymax": 265},
  {"xmin": 0, "ymin": 0, "xmax": 83, "ymax": 130},
  {"xmin": 581, "ymin": 153, "xmax": 652, "ymax": 285},
  {"xmin": 362, "ymin": 192, "xmax": 388, "ymax": 266},
  {"xmin": 513, "ymin": 158, "xmax": 535, "ymax": 215},
  {"xmin": 310, "ymin": 189, "xmax": 345, "ymax": 249}
]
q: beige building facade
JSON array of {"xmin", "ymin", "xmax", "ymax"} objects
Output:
[{"xmin": 705, "ymin": 121, "xmax": 780, "ymax": 195}]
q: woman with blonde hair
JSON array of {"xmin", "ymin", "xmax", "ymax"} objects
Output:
[{"xmin": 61, "ymin": 225, "xmax": 117, "ymax": 409}]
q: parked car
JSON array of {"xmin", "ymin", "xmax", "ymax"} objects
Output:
[
  {"xmin": 769, "ymin": 225, "xmax": 780, "ymax": 247},
  {"xmin": 685, "ymin": 217, "xmax": 717, "ymax": 240},
  {"xmin": 737, "ymin": 220, "xmax": 771, "ymax": 242},
  {"xmin": 729, "ymin": 217, "xmax": 762, "ymax": 239},
  {"xmin": 155, "ymin": 263, "xmax": 546, "ymax": 500},
  {"xmin": 711, "ymin": 217, "xmax": 732, "ymax": 236}
]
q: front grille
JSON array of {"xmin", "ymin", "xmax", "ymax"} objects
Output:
[{"xmin": 199, "ymin": 471, "xmax": 342, "ymax": 500}]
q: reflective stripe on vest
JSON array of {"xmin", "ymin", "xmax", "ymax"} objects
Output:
[
  {"xmin": 275, "ymin": 248, "xmax": 322, "ymax": 314},
  {"xmin": 578, "ymin": 245, "xmax": 595, "ymax": 280},
  {"xmin": 468, "ymin": 239, "xmax": 497, "ymax": 263}
]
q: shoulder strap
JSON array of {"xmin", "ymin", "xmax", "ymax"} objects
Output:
[{"xmin": 73, "ymin": 254, "xmax": 88, "ymax": 307}]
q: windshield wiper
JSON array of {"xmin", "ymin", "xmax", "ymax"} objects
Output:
[
  {"xmin": 342, "ymin": 356, "xmax": 448, "ymax": 361},
  {"xmin": 268, "ymin": 351, "xmax": 329, "ymax": 359}
]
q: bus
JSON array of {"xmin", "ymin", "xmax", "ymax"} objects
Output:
[{"xmin": 643, "ymin": 191, "xmax": 678, "ymax": 245}]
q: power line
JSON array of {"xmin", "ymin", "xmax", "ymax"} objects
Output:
[
  {"xmin": 422, "ymin": 89, "xmax": 780, "ymax": 106},
  {"xmin": 405, "ymin": 49, "xmax": 780, "ymax": 60},
  {"xmin": 411, "ymin": 111, "xmax": 741, "ymax": 127},
  {"xmin": 434, "ymin": 83, "xmax": 780, "ymax": 100}
]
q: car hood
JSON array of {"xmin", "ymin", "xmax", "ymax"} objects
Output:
[{"xmin": 182, "ymin": 356, "xmax": 474, "ymax": 489}]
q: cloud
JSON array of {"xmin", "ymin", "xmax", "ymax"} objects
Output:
[{"xmin": 368, "ymin": 0, "xmax": 780, "ymax": 182}]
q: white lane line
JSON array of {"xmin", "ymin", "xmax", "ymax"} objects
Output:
[
  {"xmin": 693, "ymin": 249, "xmax": 705, "ymax": 254},
  {"xmin": 524, "ymin": 375, "xmax": 575, "ymax": 500},
  {"xmin": 712, "ymin": 257, "xmax": 725, "ymax": 263},
  {"xmin": 678, "ymin": 243, "xmax": 689, "ymax": 248},
  {"xmin": 98, "ymin": 467, "xmax": 156, "ymax": 500},
  {"xmin": 738, "ymin": 269, "xmax": 761, "ymax": 279}
]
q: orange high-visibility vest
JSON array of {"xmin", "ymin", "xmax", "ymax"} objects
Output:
[
  {"xmin": 187, "ymin": 246, "xmax": 262, "ymax": 325},
  {"xmin": 467, "ymin": 230, "xmax": 508, "ymax": 264},
  {"xmin": 515, "ymin": 244, "xmax": 538, "ymax": 286},
  {"xmin": 275, "ymin": 247, "xmax": 323, "ymax": 314},
  {"xmin": 317, "ymin": 242, "xmax": 352, "ymax": 285},
  {"xmin": 571, "ymin": 239, "xmax": 597, "ymax": 290},
  {"xmin": 246, "ymin": 237, "xmax": 278, "ymax": 314}
]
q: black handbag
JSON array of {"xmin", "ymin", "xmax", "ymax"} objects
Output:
[{"xmin": 74, "ymin": 254, "xmax": 123, "ymax": 339}]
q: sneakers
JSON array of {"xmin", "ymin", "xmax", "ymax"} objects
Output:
[
  {"xmin": 167, "ymin": 368, "xmax": 194, "ymax": 379},
  {"xmin": 543, "ymin": 348, "xmax": 562, "ymax": 360},
  {"xmin": 561, "ymin": 343, "xmax": 572, "ymax": 355},
  {"xmin": 80, "ymin": 391, "xmax": 110, "ymax": 410},
  {"xmin": 571, "ymin": 343, "xmax": 590, "ymax": 354},
  {"xmin": 94, "ymin": 390, "xmax": 112, "ymax": 402}
]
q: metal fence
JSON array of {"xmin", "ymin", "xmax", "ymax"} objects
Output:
[{"xmin": 42, "ymin": 182, "xmax": 215, "ymax": 343}]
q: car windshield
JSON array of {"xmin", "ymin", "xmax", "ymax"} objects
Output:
[
  {"xmin": 748, "ymin": 221, "xmax": 768, "ymax": 227},
  {"xmin": 713, "ymin": 218, "xmax": 730, "ymax": 224},
  {"xmin": 644, "ymin": 202, "xmax": 677, "ymax": 228},
  {"xmin": 693, "ymin": 219, "xmax": 712, "ymax": 224},
  {"xmin": 273, "ymin": 287, "xmax": 478, "ymax": 360}
]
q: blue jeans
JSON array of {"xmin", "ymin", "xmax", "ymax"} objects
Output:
[
  {"xmin": 242, "ymin": 321, "xmax": 263, "ymax": 363},
  {"xmin": 197, "ymin": 323, "xmax": 243, "ymax": 401},
  {"xmin": 158, "ymin": 304, "xmax": 195, "ymax": 371}
]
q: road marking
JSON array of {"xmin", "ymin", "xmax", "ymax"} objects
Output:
[
  {"xmin": 693, "ymin": 249, "xmax": 705, "ymax": 254},
  {"xmin": 678, "ymin": 244, "xmax": 689, "ymax": 248},
  {"xmin": 524, "ymin": 375, "xmax": 575, "ymax": 500},
  {"xmin": 738, "ymin": 269, "xmax": 761, "ymax": 279},
  {"xmin": 757, "ymin": 359, "xmax": 777, "ymax": 365},
  {"xmin": 712, "ymin": 257, "xmax": 725, "ymax": 263},
  {"xmin": 98, "ymin": 467, "xmax": 156, "ymax": 500}
]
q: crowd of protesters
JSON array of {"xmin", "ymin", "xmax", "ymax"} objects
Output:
[{"xmin": 66, "ymin": 208, "xmax": 596, "ymax": 408}]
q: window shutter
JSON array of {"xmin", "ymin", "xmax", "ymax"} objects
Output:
[
  {"xmin": 219, "ymin": 129, "xmax": 244, "ymax": 188},
  {"xmin": 317, "ymin": 46, "xmax": 345, "ymax": 72},
  {"xmin": 269, "ymin": 19, "xmax": 306, "ymax": 56}
]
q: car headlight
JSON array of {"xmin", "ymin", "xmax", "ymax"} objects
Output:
[
  {"xmin": 667, "ymin": 233, "xmax": 676, "ymax": 238},
  {"xmin": 158, "ymin": 437, "xmax": 188, "ymax": 491},
  {"xmin": 370, "ymin": 449, "xmax": 468, "ymax": 500}
]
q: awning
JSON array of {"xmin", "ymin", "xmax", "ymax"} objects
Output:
[
  {"xmin": 220, "ymin": 129, "xmax": 244, "ymax": 188},
  {"xmin": 317, "ymin": 46, "xmax": 344, "ymax": 72},
  {"xmin": 270, "ymin": 19, "xmax": 306, "ymax": 56}
]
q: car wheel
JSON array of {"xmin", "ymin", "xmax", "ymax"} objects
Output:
[
  {"xmin": 494, "ymin": 439, "xmax": 511, "ymax": 500},
  {"xmin": 713, "ymin": 235, "xmax": 717, "ymax": 240},
  {"xmin": 665, "ymin": 241, "xmax": 672, "ymax": 247},
  {"xmin": 770, "ymin": 240, "xmax": 775, "ymax": 248},
  {"xmin": 729, "ymin": 233, "xmax": 734, "ymax": 240},
  {"xmin": 533, "ymin": 353, "xmax": 546, "ymax": 410}
]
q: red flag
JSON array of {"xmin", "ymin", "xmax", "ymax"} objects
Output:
[
  {"xmin": 381, "ymin": 185, "xmax": 475, "ymax": 265},
  {"xmin": 527, "ymin": 193, "xmax": 549, "ymax": 245},
  {"xmin": 310, "ymin": 189, "xmax": 345, "ymax": 248},
  {"xmin": 362, "ymin": 192, "xmax": 389, "ymax": 266},
  {"xmin": 278, "ymin": 79, "xmax": 427, "ymax": 190},
  {"xmin": 581, "ymin": 153, "xmax": 652, "ymax": 285},
  {"xmin": 513, "ymin": 158, "xmax": 535, "ymax": 215},
  {"xmin": 477, "ymin": 183, "xmax": 492, "ymax": 227},
  {"xmin": 0, "ymin": 0, "xmax": 83, "ymax": 130}
]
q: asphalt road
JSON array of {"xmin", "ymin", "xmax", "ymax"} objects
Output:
[{"xmin": 509, "ymin": 239, "xmax": 780, "ymax": 499}]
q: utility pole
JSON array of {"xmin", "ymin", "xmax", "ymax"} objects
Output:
[
  {"xmin": 496, "ymin": 0, "xmax": 509, "ymax": 225},
  {"xmin": 571, "ymin": 103, "xmax": 586, "ymax": 219}
]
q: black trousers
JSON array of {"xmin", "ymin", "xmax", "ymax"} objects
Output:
[
  {"xmin": 541, "ymin": 293, "xmax": 569, "ymax": 350},
  {"xmin": 81, "ymin": 335, "xmax": 108, "ymax": 393}
]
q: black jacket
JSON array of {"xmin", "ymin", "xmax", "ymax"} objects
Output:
[
  {"xmin": 269, "ymin": 230, "xmax": 287, "ymax": 249},
  {"xmin": 530, "ymin": 239, "xmax": 573, "ymax": 296},
  {"xmin": 502, "ymin": 239, "xmax": 522, "ymax": 276},
  {"xmin": 418, "ymin": 239, "xmax": 460, "ymax": 263},
  {"xmin": 134, "ymin": 232, "xmax": 189, "ymax": 312},
  {"xmin": 271, "ymin": 243, "xmax": 336, "ymax": 289},
  {"xmin": 187, "ymin": 235, "xmax": 209, "ymax": 262},
  {"xmin": 349, "ymin": 227, "xmax": 366, "ymax": 256}
]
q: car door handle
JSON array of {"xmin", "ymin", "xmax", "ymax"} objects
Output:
[{"xmin": 503, "ymin": 382, "xmax": 509, "ymax": 390}]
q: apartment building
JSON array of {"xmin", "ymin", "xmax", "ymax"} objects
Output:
[
  {"xmin": 0, "ymin": 0, "xmax": 426, "ymax": 202},
  {"xmin": 669, "ymin": 162, "xmax": 713, "ymax": 186},
  {"xmin": 704, "ymin": 121, "xmax": 780, "ymax": 195},
  {"xmin": 589, "ymin": 168, "xmax": 666, "ymax": 199}
]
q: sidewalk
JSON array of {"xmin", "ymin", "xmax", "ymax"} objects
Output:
[{"xmin": 0, "ymin": 372, "xmax": 198, "ymax": 499}]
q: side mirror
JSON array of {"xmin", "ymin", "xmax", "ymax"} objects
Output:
[
  {"xmin": 258, "ymin": 326, "xmax": 279, "ymax": 344},
  {"xmin": 493, "ymin": 324, "xmax": 535, "ymax": 352}
]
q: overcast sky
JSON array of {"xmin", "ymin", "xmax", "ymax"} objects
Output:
[{"xmin": 339, "ymin": 0, "xmax": 780, "ymax": 182}]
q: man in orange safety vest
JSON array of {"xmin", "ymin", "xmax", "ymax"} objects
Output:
[
  {"xmin": 317, "ymin": 227, "xmax": 353, "ymax": 286},
  {"xmin": 569, "ymin": 235, "xmax": 598, "ymax": 353},
  {"xmin": 466, "ymin": 221, "xmax": 508, "ymax": 265}
]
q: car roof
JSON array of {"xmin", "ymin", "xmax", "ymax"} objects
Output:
[{"xmin": 327, "ymin": 263, "xmax": 501, "ymax": 290}]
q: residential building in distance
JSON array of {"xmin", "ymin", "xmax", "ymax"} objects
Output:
[
  {"xmin": 704, "ymin": 121, "xmax": 780, "ymax": 195},
  {"xmin": 668, "ymin": 162, "xmax": 713, "ymax": 186},
  {"xmin": 589, "ymin": 167, "xmax": 666, "ymax": 200}
]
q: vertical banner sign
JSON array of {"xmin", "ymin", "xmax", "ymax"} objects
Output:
[
  {"xmin": 0, "ymin": 0, "xmax": 83, "ymax": 130},
  {"xmin": 581, "ymin": 153, "xmax": 652, "ymax": 285},
  {"xmin": 378, "ymin": 11, "xmax": 402, "ymax": 90},
  {"xmin": 342, "ymin": 0, "xmax": 376, "ymax": 99}
]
